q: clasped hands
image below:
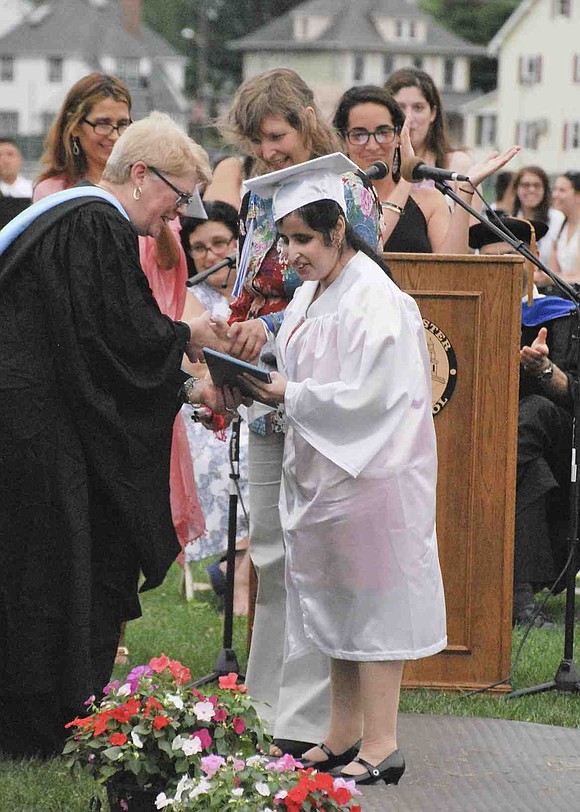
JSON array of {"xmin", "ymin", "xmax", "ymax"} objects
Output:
[{"xmin": 184, "ymin": 312, "xmax": 286, "ymax": 418}]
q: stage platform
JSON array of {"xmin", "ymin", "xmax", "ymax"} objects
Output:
[{"xmin": 358, "ymin": 713, "xmax": 580, "ymax": 811}]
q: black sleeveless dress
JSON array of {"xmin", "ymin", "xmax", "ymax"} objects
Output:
[{"xmin": 384, "ymin": 196, "xmax": 432, "ymax": 253}]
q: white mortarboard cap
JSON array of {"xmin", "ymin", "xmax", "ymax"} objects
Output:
[
  {"xmin": 185, "ymin": 185, "xmax": 208, "ymax": 219},
  {"xmin": 243, "ymin": 153, "xmax": 360, "ymax": 222}
]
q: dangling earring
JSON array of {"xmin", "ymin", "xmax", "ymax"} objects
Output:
[
  {"xmin": 71, "ymin": 136, "xmax": 80, "ymax": 156},
  {"xmin": 133, "ymin": 187, "xmax": 142, "ymax": 201},
  {"xmin": 392, "ymin": 145, "xmax": 401, "ymax": 178}
]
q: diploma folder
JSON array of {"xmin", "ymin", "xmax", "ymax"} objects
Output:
[{"xmin": 203, "ymin": 348, "xmax": 272, "ymax": 399}]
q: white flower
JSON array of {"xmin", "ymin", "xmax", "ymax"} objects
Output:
[
  {"xmin": 246, "ymin": 754, "xmax": 266, "ymax": 766},
  {"xmin": 184, "ymin": 779, "xmax": 211, "ymax": 800},
  {"xmin": 131, "ymin": 732, "xmax": 143, "ymax": 749},
  {"xmin": 193, "ymin": 700, "xmax": 215, "ymax": 721},
  {"xmin": 171, "ymin": 736, "xmax": 186, "ymax": 752},
  {"xmin": 174, "ymin": 774, "xmax": 195, "ymax": 802},
  {"xmin": 231, "ymin": 788, "xmax": 244, "ymax": 797},
  {"xmin": 155, "ymin": 792, "xmax": 174, "ymax": 809},
  {"xmin": 255, "ymin": 782, "xmax": 271, "ymax": 797},
  {"xmin": 166, "ymin": 694, "xmax": 184, "ymax": 710},
  {"xmin": 181, "ymin": 737, "xmax": 202, "ymax": 756},
  {"xmin": 117, "ymin": 683, "xmax": 132, "ymax": 697}
]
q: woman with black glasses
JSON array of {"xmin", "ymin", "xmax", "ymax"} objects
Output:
[
  {"xmin": 333, "ymin": 85, "xmax": 518, "ymax": 253},
  {"xmin": 34, "ymin": 73, "xmax": 206, "ymax": 663}
]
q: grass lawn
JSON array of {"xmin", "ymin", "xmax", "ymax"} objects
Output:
[{"xmin": 2, "ymin": 563, "xmax": 580, "ymax": 811}]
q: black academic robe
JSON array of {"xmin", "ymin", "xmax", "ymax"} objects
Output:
[{"xmin": 0, "ymin": 201, "xmax": 188, "ymax": 754}]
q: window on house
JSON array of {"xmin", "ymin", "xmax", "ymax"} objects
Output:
[
  {"xmin": 518, "ymin": 55, "xmax": 542, "ymax": 84},
  {"xmin": 116, "ymin": 58, "xmax": 140, "ymax": 87},
  {"xmin": 41, "ymin": 111, "xmax": 56, "ymax": 132},
  {"xmin": 47, "ymin": 57, "xmax": 63, "ymax": 83},
  {"xmin": 0, "ymin": 56, "xmax": 14, "ymax": 81},
  {"xmin": 443, "ymin": 59, "xmax": 455, "ymax": 88},
  {"xmin": 395, "ymin": 19, "xmax": 403, "ymax": 38},
  {"xmin": 564, "ymin": 121, "xmax": 580, "ymax": 150},
  {"xmin": 383, "ymin": 54, "xmax": 394, "ymax": 80},
  {"xmin": 409, "ymin": 21, "xmax": 416, "ymax": 38},
  {"xmin": 574, "ymin": 55, "xmax": 580, "ymax": 83},
  {"xmin": 353, "ymin": 54, "xmax": 365, "ymax": 83},
  {"xmin": 475, "ymin": 115, "xmax": 497, "ymax": 147},
  {"xmin": 413, "ymin": 56, "xmax": 423, "ymax": 69},
  {"xmin": 516, "ymin": 120, "xmax": 544, "ymax": 149},
  {"xmin": 0, "ymin": 111, "xmax": 18, "ymax": 133}
]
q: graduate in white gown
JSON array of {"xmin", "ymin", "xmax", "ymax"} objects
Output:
[{"xmin": 243, "ymin": 155, "xmax": 447, "ymax": 787}]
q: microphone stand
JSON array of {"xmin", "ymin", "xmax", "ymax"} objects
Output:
[
  {"xmin": 193, "ymin": 415, "xmax": 244, "ymax": 686},
  {"xmin": 186, "ymin": 254, "xmax": 236, "ymax": 288},
  {"xmin": 435, "ymin": 180, "xmax": 580, "ymax": 697}
]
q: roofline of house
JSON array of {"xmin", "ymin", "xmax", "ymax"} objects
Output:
[
  {"xmin": 228, "ymin": 40, "xmax": 485, "ymax": 56},
  {"xmin": 488, "ymin": 0, "xmax": 536, "ymax": 56}
]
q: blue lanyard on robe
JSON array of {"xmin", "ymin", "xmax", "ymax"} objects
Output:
[{"xmin": 0, "ymin": 186, "xmax": 130, "ymax": 256}]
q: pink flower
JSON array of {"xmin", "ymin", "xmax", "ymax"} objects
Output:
[
  {"xmin": 232, "ymin": 717, "xmax": 246, "ymax": 735},
  {"xmin": 200, "ymin": 754, "xmax": 226, "ymax": 779},
  {"xmin": 192, "ymin": 728, "xmax": 213, "ymax": 750},
  {"xmin": 102, "ymin": 680, "xmax": 120, "ymax": 695},
  {"xmin": 266, "ymin": 753, "xmax": 302, "ymax": 772},
  {"xmin": 213, "ymin": 708, "xmax": 228, "ymax": 722},
  {"xmin": 232, "ymin": 758, "xmax": 245, "ymax": 772}
]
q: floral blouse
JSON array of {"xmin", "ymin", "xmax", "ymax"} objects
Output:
[{"xmin": 228, "ymin": 171, "xmax": 380, "ymax": 325}]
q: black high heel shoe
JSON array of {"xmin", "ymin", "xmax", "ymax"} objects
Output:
[
  {"xmin": 300, "ymin": 740, "xmax": 362, "ymax": 772},
  {"xmin": 332, "ymin": 749, "xmax": 405, "ymax": 786}
]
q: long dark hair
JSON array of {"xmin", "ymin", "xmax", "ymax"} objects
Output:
[
  {"xmin": 180, "ymin": 200, "xmax": 239, "ymax": 277},
  {"xmin": 384, "ymin": 67, "xmax": 451, "ymax": 169},
  {"xmin": 333, "ymin": 85, "xmax": 404, "ymax": 182},
  {"xmin": 281, "ymin": 199, "xmax": 393, "ymax": 280},
  {"xmin": 511, "ymin": 165, "xmax": 551, "ymax": 224}
]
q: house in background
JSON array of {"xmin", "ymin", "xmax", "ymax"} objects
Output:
[
  {"xmin": 0, "ymin": 0, "xmax": 189, "ymax": 138},
  {"xmin": 463, "ymin": 0, "xmax": 580, "ymax": 173},
  {"xmin": 0, "ymin": 0, "xmax": 31, "ymax": 38},
  {"xmin": 228, "ymin": 0, "xmax": 484, "ymax": 142}
]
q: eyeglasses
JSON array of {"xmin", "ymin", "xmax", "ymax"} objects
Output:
[
  {"xmin": 189, "ymin": 237, "xmax": 234, "ymax": 258},
  {"xmin": 147, "ymin": 166, "xmax": 194, "ymax": 208},
  {"xmin": 82, "ymin": 118, "xmax": 132, "ymax": 137},
  {"xmin": 345, "ymin": 126, "xmax": 398, "ymax": 146}
]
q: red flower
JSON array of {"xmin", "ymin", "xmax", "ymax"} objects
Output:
[
  {"xmin": 232, "ymin": 717, "xmax": 246, "ymax": 735},
  {"xmin": 144, "ymin": 697, "xmax": 163, "ymax": 718},
  {"xmin": 331, "ymin": 786, "xmax": 352, "ymax": 805},
  {"xmin": 109, "ymin": 733, "xmax": 128, "ymax": 746},
  {"xmin": 351, "ymin": 806, "xmax": 362, "ymax": 812},
  {"xmin": 93, "ymin": 711, "xmax": 113, "ymax": 736},
  {"xmin": 213, "ymin": 708, "xmax": 228, "ymax": 722},
  {"xmin": 169, "ymin": 660, "xmax": 191, "ymax": 685},
  {"xmin": 65, "ymin": 715, "xmax": 93, "ymax": 730},
  {"xmin": 314, "ymin": 772, "xmax": 334, "ymax": 791},
  {"xmin": 153, "ymin": 715, "xmax": 171, "ymax": 731},
  {"xmin": 192, "ymin": 728, "xmax": 212, "ymax": 750},
  {"xmin": 286, "ymin": 782, "xmax": 311, "ymax": 805},
  {"xmin": 218, "ymin": 673, "xmax": 247, "ymax": 693},
  {"xmin": 111, "ymin": 698, "xmax": 140, "ymax": 724},
  {"xmin": 149, "ymin": 654, "xmax": 171, "ymax": 673}
]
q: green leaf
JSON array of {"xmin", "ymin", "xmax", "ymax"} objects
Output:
[{"xmin": 102, "ymin": 747, "xmax": 123, "ymax": 761}]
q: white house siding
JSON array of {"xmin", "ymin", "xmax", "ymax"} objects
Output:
[{"xmin": 495, "ymin": 0, "xmax": 580, "ymax": 173}]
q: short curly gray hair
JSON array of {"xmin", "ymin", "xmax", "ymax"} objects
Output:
[{"xmin": 102, "ymin": 111, "xmax": 211, "ymax": 187}]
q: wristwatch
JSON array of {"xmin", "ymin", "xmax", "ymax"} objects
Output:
[
  {"xmin": 182, "ymin": 376, "xmax": 202, "ymax": 406},
  {"xmin": 536, "ymin": 360, "xmax": 554, "ymax": 381}
]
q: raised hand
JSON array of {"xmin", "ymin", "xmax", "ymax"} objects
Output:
[
  {"xmin": 466, "ymin": 145, "xmax": 521, "ymax": 189},
  {"xmin": 520, "ymin": 326, "xmax": 550, "ymax": 374}
]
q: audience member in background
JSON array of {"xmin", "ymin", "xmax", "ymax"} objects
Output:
[
  {"xmin": 490, "ymin": 171, "xmax": 515, "ymax": 212},
  {"xmin": 333, "ymin": 85, "xmax": 518, "ymax": 253},
  {"xmin": 511, "ymin": 165, "xmax": 565, "ymax": 277},
  {"xmin": 0, "ymin": 137, "xmax": 33, "ymax": 198},
  {"xmin": 202, "ymin": 155, "xmax": 245, "ymax": 210},
  {"xmin": 34, "ymin": 73, "xmax": 205, "ymax": 663},
  {"xmin": 179, "ymin": 203, "xmax": 250, "ymax": 615},
  {"xmin": 551, "ymin": 171, "xmax": 580, "ymax": 285},
  {"xmin": 384, "ymin": 67, "xmax": 471, "ymax": 181},
  {"xmin": 470, "ymin": 214, "xmax": 576, "ymax": 628}
]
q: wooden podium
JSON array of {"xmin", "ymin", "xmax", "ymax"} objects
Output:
[{"xmin": 387, "ymin": 253, "xmax": 524, "ymax": 692}]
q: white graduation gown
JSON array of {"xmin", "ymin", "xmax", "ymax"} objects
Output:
[{"xmin": 277, "ymin": 251, "xmax": 447, "ymax": 662}]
